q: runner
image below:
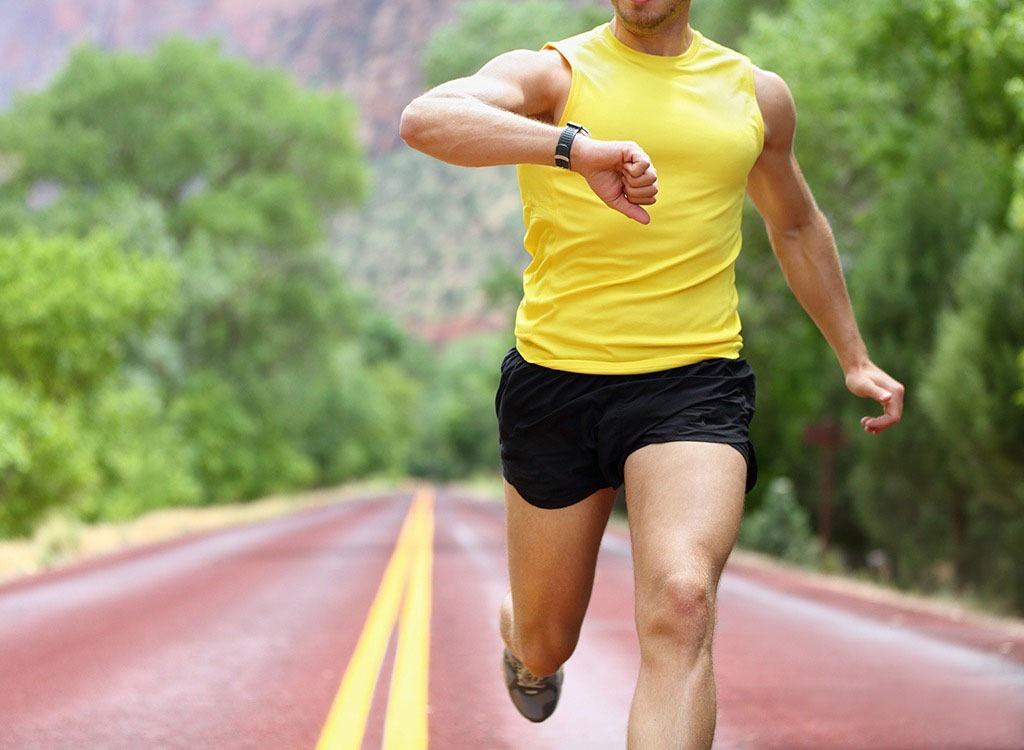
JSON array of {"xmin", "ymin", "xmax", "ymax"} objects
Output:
[{"xmin": 400, "ymin": 1, "xmax": 904, "ymax": 746}]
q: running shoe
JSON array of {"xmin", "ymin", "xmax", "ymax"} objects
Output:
[{"xmin": 502, "ymin": 647, "xmax": 564, "ymax": 723}]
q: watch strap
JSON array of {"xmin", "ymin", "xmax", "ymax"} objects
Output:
[{"xmin": 554, "ymin": 122, "xmax": 589, "ymax": 169}]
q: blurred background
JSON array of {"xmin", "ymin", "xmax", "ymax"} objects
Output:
[{"xmin": 0, "ymin": 0, "xmax": 1020, "ymax": 614}]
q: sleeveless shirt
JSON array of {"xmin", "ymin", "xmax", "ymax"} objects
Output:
[{"xmin": 515, "ymin": 24, "xmax": 764, "ymax": 374}]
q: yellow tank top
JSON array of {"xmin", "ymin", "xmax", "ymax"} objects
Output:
[{"xmin": 515, "ymin": 24, "xmax": 764, "ymax": 374}]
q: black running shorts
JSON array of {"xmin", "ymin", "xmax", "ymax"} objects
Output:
[{"xmin": 495, "ymin": 348, "xmax": 757, "ymax": 509}]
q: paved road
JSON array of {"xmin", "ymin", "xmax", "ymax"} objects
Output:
[{"xmin": 0, "ymin": 488, "xmax": 1021, "ymax": 749}]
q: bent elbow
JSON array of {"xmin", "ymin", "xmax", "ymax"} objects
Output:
[
  {"xmin": 399, "ymin": 98, "xmax": 432, "ymax": 152},
  {"xmin": 398, "ymin": 104, "xmax": 418, "ymax": 148}
]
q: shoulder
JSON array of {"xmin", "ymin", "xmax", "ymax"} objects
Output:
[
  {"xmin": 469, "ymin": 47, "xmax": 571, "ymax": 121},
  {"xmin": 476, "ymin": 47, "xmax": 569, "ymax": 84},
  {"xmin": 752, "ymin": 66, "xmax": 796, "ymax": 149}
]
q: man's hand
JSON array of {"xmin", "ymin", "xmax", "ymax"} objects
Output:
[
  {"xmin": 573, "ymin": 138, "xmax": 658, "ymax": 224},
  {"xmin": 846, "ymin": 363, "xmax": 905, "ymax": 435}
]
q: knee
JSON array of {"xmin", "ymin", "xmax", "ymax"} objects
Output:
[
  {"xmin": 636, "ymin": 570, "xmax": 716, "ymax": 653},
  {"xmin": 517, "ymin": 620, "xmax": 580, "ymax": 677}
]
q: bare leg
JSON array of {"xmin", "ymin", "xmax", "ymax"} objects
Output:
[
  {"xmin": 500, "ymin": 480, "xmax": 617, "ymax": 677},
  {"xmin": 624, "ymin": 442, "xmax": 746, "ymax": 750}
]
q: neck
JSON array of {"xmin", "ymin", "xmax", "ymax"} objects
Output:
[{"xmin": 610, "ymin": 4, "xmax": 692, "ymax": 57}]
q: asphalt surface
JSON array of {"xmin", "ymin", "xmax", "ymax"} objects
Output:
[{"xmin": 1, "ymin": 488, "xmax": 1022, "ymax": 749}]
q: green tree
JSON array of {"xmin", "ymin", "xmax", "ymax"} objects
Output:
[
  {"xmin": 408, "ymin": 333, "xmax": 512, "ymax": 480},
  {"xmin": 0, "ymin": 231, "xmax": 175, "ymax": 399},
  {"xmin": 0, "ymin": 376, "xmax": 97, "ymax": 536},
  {"xmin": 0, "ymin": 39, "xmax": 427, "ymax": 526},
  {"xmin": 78, "ymin": 380, "xmax": 202, "ymax": 522},
  {"xmin": 690, "ymin": 0, "xmax": 785, "ymax": 48},
  {"xmin": 917, "ymin": 230, "xmax": 1024, "ymax": 605},
  {"xmin": 739, "ymin": 477, "xmax": 819, "ymax": 566},
  {"xmin": 0, "ymin": 39, "xmax": 365, "ymax": 235},
  {"xmin": 0, "ymin": 232, "xmax": 175, "ymax": 533},
  {"xmin": 1018, "ymin": 351, "xmax": 1024, "ymax": 408}
]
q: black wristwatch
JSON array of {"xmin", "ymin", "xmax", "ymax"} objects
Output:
[{"xmin": 554, "ymin": 122, "xmax": 590, "ymax": 170}]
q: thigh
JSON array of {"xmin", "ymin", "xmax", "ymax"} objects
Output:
[
  {"xmin": 624, "ymin": 442, "xmax": 746, "ymax": 602},
  {"xmin": 505, "ymin": 480, "xmax": 617, "ymax": 630}
]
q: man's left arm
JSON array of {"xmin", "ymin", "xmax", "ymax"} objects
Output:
[{"xmin": 746, "ymin": 67, "xmax": 904, "ymax": 435}]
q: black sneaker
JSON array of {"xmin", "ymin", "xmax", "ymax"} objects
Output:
[{"xmin": 502, "ymin": 647, "xmax": 564, "ymax": 723}]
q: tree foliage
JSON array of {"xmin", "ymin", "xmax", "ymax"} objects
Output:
[
  {"xmin": 0, "ymin": 38, "xmax": 365, "ymax": 235},
  {"xmin": 332, "ymin": 149, "xmax": 525, "ymax": 326},
  {"xmin": 0, "ymin": 38, "xmax": 430, "ymax": 533},
  {"xmin": 738, "ymin": 478, "xmax": 819, "ymax": 566},
  {"xmin": 1018, "ymin": 351, "xmax": 1024, "ymax": 408},
  {"xmin": 0, "ymin": 232, "xmax": 176, "ymax": 532},
  {"xmin": 0, "ymin": 232, "xmax": 175, "ymax": 400},
  {"xmin": 407, "ymin": 333, "xmax": 512, "ymax": 480}
]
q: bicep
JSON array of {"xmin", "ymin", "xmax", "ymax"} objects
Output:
[
  {"xmin": 416, "ymin": 48, "xmax": 568, "ymax": 122},
  {"xmin": 747, "ymin": 67, "xmax": 818, "ymax": 233}
]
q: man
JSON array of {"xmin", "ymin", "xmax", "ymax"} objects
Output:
[{"xmin": 401, "ymin": 0, "xmax": 904, "ymax": 747}]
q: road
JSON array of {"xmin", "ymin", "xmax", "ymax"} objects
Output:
[{"xmin": 0, "ymin": 487, "xmax": 1021, "ymax": 749}]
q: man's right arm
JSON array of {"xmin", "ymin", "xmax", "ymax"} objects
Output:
[
  {"xmin": 400, "ymin": 49, "xmax": 569, "ymax": 168},
  {"xmin": 400, "ymin": 49, "xmax": 659, "ymax": 224}
]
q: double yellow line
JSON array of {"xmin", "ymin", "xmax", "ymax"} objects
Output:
[{"xmin": 317, "ymin": 488, "xmax": 436, "ymax": 749}]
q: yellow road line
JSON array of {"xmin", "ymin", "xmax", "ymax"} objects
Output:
[
  {"xmin": 316, "ymin": 489, "xmax": 435, "ymax": 750},
  {"xmin": 382, "ymin": 490, "xmax": 434, "ymax": 749}
]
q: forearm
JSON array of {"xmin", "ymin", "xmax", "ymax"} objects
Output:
[
  {"xmin": 400, "ymin": 90, "xmax": 560, "ymax": 168},
  {"xmin": 769, "ymin": 211, "xmax": 871, "ymax": 375},
  {"xmin": 401, "ymin": 86, "xmax": 659, "ymax": 224}
]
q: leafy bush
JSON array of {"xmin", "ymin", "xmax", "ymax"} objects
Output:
[
  {"xmin": 409, "ymin": 333, "xmax": 511, "ymax": 480},
  {"xmin": 0, "ymin": 232, "xmax": 176, "ymax": 399},
  {"xmin": 0, "ymin": 231, "xmax": 177, "ymax": 535},
  {"xmin": 0, "ymin": 378, "xmax": 97, "ymax": 536},
  {"xmin": 302, "ymin": 345, "xmax": 424, "ymax": 484},
  {"xmin": 1018, "ymin": 351, "xmax": 1024, "ymax": 408},
  {"xmin": 77, "ymin": 380, "xmax": 201, "ymax": 522},
  {"xmin": 739, "ymin": 478, "xmax": 819, "ymax": 567}
]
